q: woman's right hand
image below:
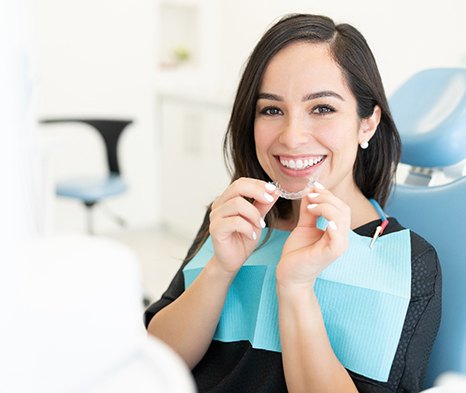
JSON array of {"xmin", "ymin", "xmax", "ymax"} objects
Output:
[{"xmin": 209, "ymin": 178, "xmax": 278, "ymax": 275}]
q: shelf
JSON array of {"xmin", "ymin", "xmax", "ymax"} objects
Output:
[{"xmin": 157, "ymin": 1, "xmax": 199, "ymax": 70}]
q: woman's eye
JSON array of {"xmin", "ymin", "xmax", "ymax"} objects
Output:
[
  {"xmin": 312, "ymin": 105, "xmax": 335, "ymax": 115},
  {"xmin": 259, "ymin": 106, "xmax": 282, "ymax": 116}
]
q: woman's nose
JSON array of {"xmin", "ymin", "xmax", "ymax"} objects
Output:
[{"xmin": 278, "ymin": 116, "xmax": 310, "ymax": 148}]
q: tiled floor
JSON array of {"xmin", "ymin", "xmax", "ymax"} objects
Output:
[{"xmin": 107, "ymin": 226, "xmax": 193, "ymax": 303}]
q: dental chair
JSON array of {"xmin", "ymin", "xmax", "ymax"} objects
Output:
[{"xmin": 386, "ymin": 68, "xmax": 466, "ymax": 388}]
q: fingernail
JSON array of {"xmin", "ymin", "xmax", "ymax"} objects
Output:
[
  {"xmin": 328, "ymin": 221, "xmax": 337, "ymax": 230},
  {"xmin": 307, "ymin": 203, "xmax": 318, "ymax": 210},
  {"xmin": 252, "ymin": 231, "xmax": 257, "ymax": 240},
  {"xmin": 265, "ymin": 183, "xmax": 276, "ymax": 192},
  {"xmin": 260, "ymin": 218, "xmax": 266, "ymax": 228},
  {"xmin": 264, "ymin": 193, "xmax": 274, "ymax": 202},
  {"xmin": 314, "ymin": 181, "xmax": 325, "ymax": 190},
  {"xmin": 308, "ymin": 192, "xmax": 320, "ymax": 199}
]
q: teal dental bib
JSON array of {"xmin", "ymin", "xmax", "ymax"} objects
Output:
[{"xmin": 183, "ymin": 227, "xmax": 411, "ymax": 382}]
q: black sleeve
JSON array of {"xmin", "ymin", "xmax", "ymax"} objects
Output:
[
  {"xmin": 349, "ymin": 233, "xmax": 442, "ymax": 393},
  {"xmin": 143, "ymin": 208, "xmax": 211, "ymax": 329}
]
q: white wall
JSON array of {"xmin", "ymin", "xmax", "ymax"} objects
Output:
[
  {"xmin": 215, "ymin": 0, "xmax": 466, "ymax": 95},
  {"xmin": 34, "ymin": 0, "xmax": 466, "ymax": 235}
]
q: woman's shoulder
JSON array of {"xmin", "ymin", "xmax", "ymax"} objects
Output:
[
  {"xmin": 386, "ymin": 218, "xmax": 441, "ymax": 297},
  {"xmin": 386, "ymin": 218, "xmax": 439, "ymax": 264}
]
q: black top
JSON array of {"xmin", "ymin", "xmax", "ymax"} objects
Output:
[{"xmin": 145, "ymin": 212, "xmax": 441, "ymax": 393}]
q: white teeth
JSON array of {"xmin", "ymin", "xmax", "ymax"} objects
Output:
[{"xmin": 280, "ymin": 156, "xmax": 324, "ymax": 170}]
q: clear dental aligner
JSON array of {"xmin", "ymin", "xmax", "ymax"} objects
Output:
[{"xmin": 271, "ymin": 176, "xmax": 319, "ymax": 200}]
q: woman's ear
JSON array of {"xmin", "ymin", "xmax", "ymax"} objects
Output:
[{"xmin": 359, "ymin": 105, "xmax": 381, "ymax": 145}]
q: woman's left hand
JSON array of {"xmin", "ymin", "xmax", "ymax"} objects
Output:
[{"xmin": 276, "ymin": 185, "xmax": 351, "ymax": 288}]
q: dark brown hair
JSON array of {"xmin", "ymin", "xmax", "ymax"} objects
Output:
[{"xmin": 189, "ymin": 13, "xmax": 401, "ymax": 259}]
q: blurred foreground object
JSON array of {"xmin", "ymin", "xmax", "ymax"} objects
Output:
[
  {"xmin": 422, "ymin": 372, "xmax": 466, "ymax": 392},
  {"xmin": 20, "ymin": 235, "xmax": 195, "ymax": 393}
]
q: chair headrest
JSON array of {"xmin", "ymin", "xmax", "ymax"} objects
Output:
[{"xmin": 389, "ymin": 68, "xmax": 466, "ymax": 168}]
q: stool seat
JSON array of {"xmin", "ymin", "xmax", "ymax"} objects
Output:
[{"xmin": 56, "ymin": 175, "xmax": 127, "ymax": 205}]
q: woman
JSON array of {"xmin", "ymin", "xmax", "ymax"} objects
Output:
[{"xmin": 145, "ymin": 14, "xmax": 441, "ymax": 393}]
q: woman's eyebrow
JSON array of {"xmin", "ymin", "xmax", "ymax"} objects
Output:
[
  {"xmin": 257, "ymin": 91, "xmax": 345, "ymax": 102},
  {"xmin": 302, "ymin": 91, "xmax": 345, "ymax": 101},
  {"xmin": 257, "ymin": 92, "xmax": 283, "ymax": 101}
]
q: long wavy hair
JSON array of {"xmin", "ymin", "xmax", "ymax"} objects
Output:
[{"xmin": 188, "ymin": 13, "xmax": 401, "ymax": 260}]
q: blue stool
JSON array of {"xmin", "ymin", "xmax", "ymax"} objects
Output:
[
  {"xmin": 387, "ymin": 68, "xmax": 466, "ymax": 388},
  {"xmin": 41, "ymin": 119, "xmax": 133, "ymax": 234}
]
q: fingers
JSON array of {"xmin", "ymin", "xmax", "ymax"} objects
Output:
[
  {"xmin": 211, "ymin": 177, "xmax": 277, "ymax": 212},
  {"xmin": 210, "ymin": 195, "xmax": 266, "ymax": 232},
  {"xmin": 210, "ymin": 215, "xmax": 259, "ymax": 242},
  {"xmin": 253, "ymin": 183, "xmax": 279, "ymax": 220},
  {"xmin": 210, "ymin": 177, "xmax": 278, "ymax": 237},
  {"xmin": 298, "ymin": 183, "xmax": 351, "ymax": 253}
]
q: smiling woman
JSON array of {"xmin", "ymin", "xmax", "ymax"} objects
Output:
[{"xmin": 144, "ymin": 14, "xmax": 441, "ymax": 393}]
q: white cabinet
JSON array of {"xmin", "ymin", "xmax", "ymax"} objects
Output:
[{"xmin": 159, "ymin": 94, "xmax": 231, "ymax": 239}]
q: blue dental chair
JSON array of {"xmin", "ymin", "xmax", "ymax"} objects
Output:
[
  {"xmin": 40, "ymin": 118, "xmax": 133, "ymax": 234},
  {"xmin": 386, "ymin": 68, "xmax": 466, "ymax": 388}
]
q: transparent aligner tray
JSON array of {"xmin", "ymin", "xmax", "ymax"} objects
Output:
[{"xmin": 270, "ymin": 166, "xmax": 323, "ymax": 200}]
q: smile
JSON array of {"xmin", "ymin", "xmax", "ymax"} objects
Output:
[{"xmin": 279, "ymin": 155, "xmax": 325, "ymax": 170}]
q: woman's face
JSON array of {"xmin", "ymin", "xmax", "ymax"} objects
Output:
[{"xmin": 254, "ymin": 41, "xmax": 374, "ymax": 196}]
